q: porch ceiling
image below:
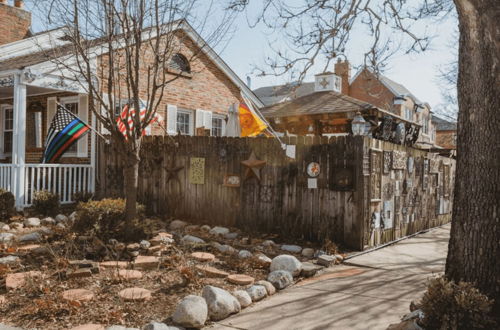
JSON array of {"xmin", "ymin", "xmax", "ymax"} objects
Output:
[{"xmin": 0, "ymin": 85, "xmax": 59, "ymax": 99}]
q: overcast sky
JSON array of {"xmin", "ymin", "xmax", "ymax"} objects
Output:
[{"xmin": 26, "ymin": 1, "xmax": 458, "ymax": 116}]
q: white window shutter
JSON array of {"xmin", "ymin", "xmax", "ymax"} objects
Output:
[
  {"xmin": 77, "ymin": 94, "xmax": 89, "ymax": 157},
  {"xmin": 166, "ymin": 104, "xmax": 178, "ymax": 135},
  {"xmin": 0, "ymin": 106, "xmax": 4, "ymax": 156},
  {"xmin": 195, "ymin": 109, "xmax": 204, "ymax": 128},
  {"xmin": 46, "ymin": 97, "xmax": 57, "ymax": 135},
  {"xmin": 203, "ymin": 110, "xmax": 212, "ymax": 130}
]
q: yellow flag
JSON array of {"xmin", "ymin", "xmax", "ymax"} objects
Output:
[{"xmin": 239, "ymin": 103, "xmax": 267, "ymax": 137}]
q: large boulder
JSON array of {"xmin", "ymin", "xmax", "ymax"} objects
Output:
[
  {"xmin": 232, "ymin": 290, "xmax": 252, "ymax": 308},
  {"xmin": 24, "ymin": 217, "xmax": 40, "ymax": 227},
  {"xmin": 246, "ymin": 285, "xmax": 267, "ymax": 302},
  {"xmin": 172, "ymin": 295, "xmax": 207, "ymax": 328},
  {"xmin": 270, "ymin": 255, "xmax": 302, "ymax": 276},
  {"xmin": 255, "ymin": 280, "xmax": 276, "ymax": 295},
  {"xmin": 267, "ymin": 270, "xmax": 293, "ymax": 290},
  {"xmin": 202, "ymin": 286, "xmax": 241, "ymax": 321}
]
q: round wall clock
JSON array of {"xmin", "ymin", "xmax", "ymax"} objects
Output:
[{"xmin": 306, "ymin": 162, "xmax": 320, "ymax": 177}]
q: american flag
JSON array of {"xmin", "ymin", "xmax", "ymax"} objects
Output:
[{"xmin": 116, "ymin": 101, "xmax": 163, "ymax": 138}]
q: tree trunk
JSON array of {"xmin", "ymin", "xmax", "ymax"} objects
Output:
[
  {"xmin": 121, "ymin": 139, "xmax": 141, "ymax": 227},
  {"xmin": 446, "ymin": 0, "xmax": 500, "ymax": 314}
]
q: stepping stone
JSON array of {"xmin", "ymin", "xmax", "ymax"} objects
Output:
[
  {"xmin": 0, "ymin": 295, "xmax": 6, "ymax": 305},
  {"xmin": 118, "ymin": 287, "xmax": 152, "ymax": 301},
  {"xmin": 116, "ymin": 270, "xmax": 143, "ymax": 280},
  {"xmin": 191, "ymin": 252, "xmax": 215, "ymax": 262},
  {"xmin": 301, "ymin": 262, "xmax": 323, "ymax": 277},
  {"xmin": 133, "ymin": 256, "xmax": 159, "ymax": 270},
  {"xmin": 100, "ymin": 261, "xmax": 128, "ymax": 269},
  {"xmin": 6, "ymin": 271, "xmax": 42, "ymax": 290},
  {"xmin": 195, "ymin": 265, "xmax": 229, "ymax": 278},
  {"xmin": 227, "ymin": 274, "xmax": 254, "ymax": 285},
  {"xmin": 62, "ymin": 289, "xmax": 94, "ymax": 302},
  {"xmin": 17, "ymin": 244, "xmax": 41, "ymax": 252},
  {"xmin": 70, "ymin": 324, "xmax": 105, "ymax": 330},
  {"xmin": 317, "ymin": 254, "xmax": 336, "ymax": 267}
]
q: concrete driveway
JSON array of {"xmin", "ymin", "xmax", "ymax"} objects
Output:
[{"xmin": 211, "ymin": 224, "xmax": 450, "ymax": 330}]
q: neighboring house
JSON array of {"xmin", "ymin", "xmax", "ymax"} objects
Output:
[
  {"xmin": 432, "ymin": 116, "xmax": 457, "ymax": 149},
  {"xmin": 255, "ymin": 59, "xmax": 436, "ymax": 148},
  {"xmin": 0, "ymin": 0, "xmax": 261, "ymax": 208}
]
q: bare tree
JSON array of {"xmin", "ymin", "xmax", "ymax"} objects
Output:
[
  {"xmin": 31, "ymin": 0, "xmax": 235, "ymax": 227},
  {"xmin": 230, "ymin": 0, "xmax": 500, "ymax": 315}
]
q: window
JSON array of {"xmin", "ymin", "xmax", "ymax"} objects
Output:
[
  {"xmin": 177, "ymin": 109, "xmax": 193, "ymax": 135},
  {"xmin": 212, "ymin": 116, "xmax": 224, "ymax": 136},
  {"xmin": 169, "ymin": 53, "xmax": 190, "ymax": 73},
  {"xmin": 2, "ymin": 106, "xmax": 13, "ymax": 154},
  {"xmin": 60, "ymin": 97, "xmax": 79, "ymax": 154},
  {"xmin": 403, "ymin": 107, "xmax": 413, "ymax": 121}
]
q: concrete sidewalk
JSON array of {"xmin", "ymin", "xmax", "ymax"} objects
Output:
[{"xmin": 212, "ymin": 224, "xmax": 450, "ymax": 330}]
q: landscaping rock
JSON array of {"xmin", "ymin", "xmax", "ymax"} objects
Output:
[
  {"xmin": 0, "ymin": 233, "xmax": 15, "ymax": 243},
  {"xmin": 255, "ymin": 280, "xmax": 276, "ymax": 295},
  {"xmin": 70, "ymin": 324, "xmax": 104, "ymax": 330},
  {"xmin": 261, "ymin": 240, "xmax": 275, "ymax": 247},
  {"xmin": 41, "ymin": 217, "xmax": 56, "ymax": 225},
  {"xmin": 62, "ymin": 289, "xmax": 94, "ymax": 302},
  {"xmin": 267, "ymin": 270, "xmax": 293, "ymax": 290},
  {"xmin": 301, "ymin": 262, "xmax": 323, "ymax": 277},
  {"xmin": 24, "ymin": 217, "xmax": 40, "ymax": 227},
  {"xmin": 140, "ymin": 240, "xmax": 151, "ymax": 249},
  {"xmin": 105, "ymin": 326, "xmax": 139, "ymax": 330},
  {"xmin": 317, "ymin": 254, "xmax": 336, "ymax": 267},
  {"xmin": 150, "ymin": 232, "xmax": 174, "ymax": 246},
  {"xmin": 67, "ymin": 268, "xmax": 93, "ymax": 279},
  {"xmin": 100, "ymin": 261, "xmax": 128, "ymax": 269},
  {"xmin": 209, "ymin": 226, "xmax": 229, "ymax": 236},
  {"xmin": 202, "ymin": 285, "xmax": 241, "ymax": 321},
  {"xmin": 18, "ymin": 232, "xmax": 42, "ymax": 243},
  {"xmin": 118, "ymin": 287, "xmax": 152, "ymax": 301},
  {"xmin": 181, "ymin": 235, "xmax": 205, "ymax": 245},
  {"xmin": 6, "ymin": 271, "xmax": 42, "ymax": 290},
  {"xmin": 218, "ymin": 244, "xmax": 237, "ymax": 255},
  {"xmin": 185, "ymin": 225, "xmax": 199, "ymax": 232},
  {"xmin": 191, "ymin": 252, "xmax": 215, "ymax": 262},
  {"xmin": 227, "ymin": 274, "xmax": 254, "ymax": 285},
  {"xmin": 117, "ymin": 270, "xmax": 143, "ymax": 280},
  {"xmin": 170, "ymin": 220, "xmax": 188, "ymax": 230},
  {"xmin": 0, "ymin": 323, "xmax": 23, "ymax": 330},
  {"xmin": 127, "ymin": 243, "xmax": 141, "ymax": 251},
  {"xmin": 56, "ymin": 223, "xmax": 66, "ymax": 230},
  {"xmin": 142, "ymin": 322, "xmax": 170, "ymax": 330},
  {"xmin": 55, "ymin": 214, "xmax": 69, "ymax": 224},
  {"xmin": 224, "ymin": 232, "xmax": 238, "ymax": 240},
  {"xmin": 172, "ymin": 295, "xmax": 208, "ymax": 328},
  {"xmin": 335, "ymin": 254, "xmax": 344, "ymax": 263},
  {"xmin": 200, "ymin": 225, "xmax": 211, "ymax": 232},
  {"xmin": 246, "ymin": 285, "xmax": 267, "ymax": 302},
  {"xmin": 1, "ymin": 224, "xmax": 9, "ymax": 231},
  {"xmin": 281, "ymin": 244, "xmax": 302, "ymax": 253},
  {"xmin": 133, "ymin": 256, "xmax": 159, "ymax": 270},
  {"xmin": 232, "ymin": 290, "xmax": 252, "ymax": 308},
  {"xmin": 195, "ymin": 265, "xmax": 229, "ymax": 278},
  {"xmin": 301, "ymin": 248, "xmax": 315, "ymax": 258},
  {"xmin": 270, "ymin": 255, "xmax": 302, "ymax": 276},
  {"xmin": 0, "ymin": 296, "xmax": 6, "ymax": 305},
  {"xmin": 255, "ymin": 253, "xmax": 272, "ymax": 267},
  {"xmin": 9, "ymin": 222, "xmax": 23, "ymax": 230},
  {"xmin": 238, "ymin": 250, "xmax": 252, "ymax": 258},
  {"xmin": 0, "ymin": 256, "xmax": 19, "ymax": 265}
]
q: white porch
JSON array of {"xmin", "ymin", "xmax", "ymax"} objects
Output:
[{"xmin": 0, "ymin": 69, "xmax": 96, "ymax": 209}]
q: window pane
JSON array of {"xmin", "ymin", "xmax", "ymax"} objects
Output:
[
  {"xmin": 177, "ymin": 112, "xmax": 191, "ymax": 135},
  {"xmin": 212, "ymin": 118, "xmax": 223, "ymax": 136},
  {"xmin": 4, "ymin": 131, "xmax": 12, "ymax": 153}
]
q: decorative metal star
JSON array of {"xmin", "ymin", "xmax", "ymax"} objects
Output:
[
  {"xmin": 241, "ymin": 151, "xmax": 266, "ymax": 181},
  {"xmin": 164, "ymin": 156, "xmax": 184, "ymax": 184}
]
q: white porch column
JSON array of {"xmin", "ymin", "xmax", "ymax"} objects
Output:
[{"xmin": 12, "ymin": 73, "xmax": 27, "ymax": 210}]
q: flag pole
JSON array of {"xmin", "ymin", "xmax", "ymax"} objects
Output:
[{"xmin": 56, "ymin": 101, "xmax": 108, "ymax": 142}]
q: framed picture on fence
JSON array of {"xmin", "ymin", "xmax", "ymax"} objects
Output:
[{"xmin": 329, "ymin": 166, "xmax": 355, "ymax": 191}]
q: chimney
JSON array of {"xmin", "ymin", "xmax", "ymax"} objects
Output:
[
  {"xmin": 0, "ymin": 0, "xmax": 31, "ymax": 46},
  {"xmin": 334, "ymin": 59, "xmax": 351, "ymax": 95}
]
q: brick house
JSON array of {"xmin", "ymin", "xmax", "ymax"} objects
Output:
[
  {"xmin": 0, "ymin": 0, "xmax": 261, "ymax": 208},
  {"xmin": 432, "ymin": 116, "xmax": 457, "ymax": 150},
  {"xmin": 255, "ymin": 60, "xmax": 430, "ymax": 147}
]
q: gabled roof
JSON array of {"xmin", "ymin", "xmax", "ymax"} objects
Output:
[
  {"xmin": 432, "ymin": 116, "xmax": 457, "ymax": 131},
  {"xmin": 351, "ymin": 68, "xmax": 429, "ymax": 108},
  {"xmin": 253, "ymin": 82, "xmax": 315, "ymax": 106},
  {"xmin": 260, "ymin": 90, "xmax": 375, "ymax": 118},
  {"xmin": 0, "ymin": 21, "xmax": 263, "ymax": 108}
]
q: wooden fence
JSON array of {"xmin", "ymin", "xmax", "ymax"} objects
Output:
[{"xmin": 97, "ymin": 136, "xmax": 454, "ymax": 250}]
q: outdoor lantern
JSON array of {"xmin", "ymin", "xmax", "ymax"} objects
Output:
[{"xmin": 351, "ymin": 112, "xmax": 367, "ymax": 136}]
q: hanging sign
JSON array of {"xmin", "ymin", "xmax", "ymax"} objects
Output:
[
  {"xmin": 189, "ymin": 157, "xmax": 205, "ymax": 184},
  {"xmin": 306, "ymin": 162, "xmax": 320, "ymax": 177}
]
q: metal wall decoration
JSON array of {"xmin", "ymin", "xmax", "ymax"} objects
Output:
[
  {"xmin": 260, "ymin": 185, "xmax": 273, "ymax": 203},
  {"xmin": 403, "ymin": 179, "xmax": 412, "ymax": 195},
  {"xmin": 383, "ymin": 151, "xmax": 392, "ymax": 174},
  {"xmin": 0, "ymin": 76, "xmax": 14, "ymax": 87},
  {"xmin": 407, "ymin": 157, "xmax": 414, "ymax": 174},
  {"xmin": 394, "ymin": 196, "xmax": 401, "ymax": 214},
  {"xmin": 383, "ymin": 201, "xmax": 394, "ymax": 228},
  {"xmin": 422, "ymin": 175, "xmax": 429, "ymax": 191},
  {"xmin": 164, "ymin": 155, "xmax": 184, "ymax": 184},
  {"xmin": 394, "ymin": 180, "xmax": 401, "ymax": 197},
  {"xmin": 241, "ymin": 151, "xmax": 266, "ymax": 182},
  {"xmin": 223, "ymin": 174, "xmax": 240, "ymax": 187},
  {"xmin": 424, "ymin": 159, "xmax": 430, "ymax": 174},
  {"xmin": 306, "ymin": 162, "xmax": 321, "ymax": 177},
  {"xmin": 392, "ymin": 150, "xmax": 407, "ymax": 170},
  {"xmin": 383, "ymin": 182, "xmax": 394, "ymax": 199},
  {"xmin": 443, "ymin": 165, "xmax": 451, "ymax": 196},
  {"xmin": 370, "ymin": 150, "xmax": 382, "ymax": 200},
  {"xmin": 430, "ymin": 159, "xmax": 440, "ymax": 173},
  {"xmin": 330, "ymin": 166, "xmax": 355, "ymax": 191},
  {"xmin": 189, "ymin": 157, "xmax": 205, "ymax": 184}
]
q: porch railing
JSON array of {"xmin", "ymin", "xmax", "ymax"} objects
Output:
[
  {"xmin": 0, "ymin": 164, "xmax": 13, "ymax": 191},
  {"xmin": 23, "ymin": 164, "xmax": 94, "ymax": 206}
]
